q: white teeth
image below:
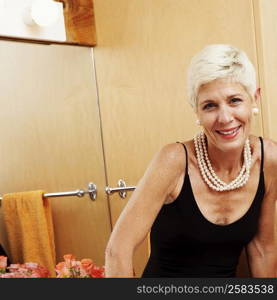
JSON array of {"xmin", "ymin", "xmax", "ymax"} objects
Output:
[{"xmin": 218, "ymin": 127, "xmax": 240, "ymax": 135}]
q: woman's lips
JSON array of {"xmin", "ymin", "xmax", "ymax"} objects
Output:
[{"xmin": 215, "ymin": 125, "xmax": 241, "ymax": 139}]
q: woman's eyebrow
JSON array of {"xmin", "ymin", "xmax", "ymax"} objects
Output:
[
  {"xmin": 199, "ymin": 93, "xmax": 244, "ymax": 105},
  {"xmin": 199, "ymin": 99, "xmax": 214, "ymax": 105},
  {"xmin": 227, "ymin": 93, "xmax": 243, "ymax": 99}
]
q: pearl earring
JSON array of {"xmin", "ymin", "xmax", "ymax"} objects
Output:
[
  {"xmin": 252, "ymin": 107, "xmax": 259, "ymax": 115},
  {"xmin": 196, "ymin": 119, "xmax": 201, "ymax": 126}
]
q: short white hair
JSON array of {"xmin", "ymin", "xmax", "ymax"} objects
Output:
[{"xmin": 187, "ymin": 44, "xmax": 257, "ymax": 111}]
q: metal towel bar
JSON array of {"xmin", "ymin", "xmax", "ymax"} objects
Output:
[
  {"xmin": 0, "ymin": 182, "xmax": 97, "ymax": 203},
  {"xmin": 105, "ymin": 179, "xmax": 136, "ymax": 199}
]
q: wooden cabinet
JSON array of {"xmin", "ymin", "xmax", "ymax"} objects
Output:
[
  {"xmin": 253, "ymin": 0, "xmax": 277, "ymax": 140},
  {"xmin": 0, "ymin": 41, "xmax": 110, "ymax": 266},
  {"xmin": 93, "ymin": 0, "xmax": 262, "ymax": 277}
]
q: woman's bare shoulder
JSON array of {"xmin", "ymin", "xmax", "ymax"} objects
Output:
[
  {"xmin": 261, "ymin": 138, "xmax": 277, "ymax": 196},
  {"xmin": 262, "ymin": 137, "xmax": 277, "ymax": 166},
  {"xmin": 156, "ymin": 142, "xmax": 185, "ymax": 163},
  {"xmin": 145, "ymin": 141, "xmax": 191, "ymax": 183},
  {"xmin": 249, "ymin": 135, "xmax": 277, "ymax": 164},
  {"xmin": 157, "ymin": 140, "xmax": 194, "ymax": 166}
]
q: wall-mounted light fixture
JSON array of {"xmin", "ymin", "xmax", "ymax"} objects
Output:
[
  {"xmin": 23, "ymin": 0, "xmax": 61, "ymax": 28},
  {"xmin": 0, "ymin": 0, "xmax": 96, "ymax": 47},
  {"xmin": 0, "ymin": 0, "xmax": 66, "ymax": 43}
]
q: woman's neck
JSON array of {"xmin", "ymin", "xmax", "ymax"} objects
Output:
[{"xmin": 207, "ymin": 144, "xmax": 244, "ymax": 179}]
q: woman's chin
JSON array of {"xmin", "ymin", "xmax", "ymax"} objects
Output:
[{"xmin": 212, "ymin": 130, "xmax": 248, "ymax": 152}]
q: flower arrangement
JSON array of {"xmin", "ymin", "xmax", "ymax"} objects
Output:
[
  {"xmin": 0, "ymin": 254, "xmax": 105, "ymax": 278},
  {"xmin": 0, "ymin": 256, "xmax": 50, "ymax": 278},
  {"xmin": 55, "ymin": 254, "xmax": 105, "ymax": 278}
]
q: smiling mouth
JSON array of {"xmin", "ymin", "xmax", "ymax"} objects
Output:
[{"xmin": 216, "ymin": 125, "xmax": 241, "ymax": 136}]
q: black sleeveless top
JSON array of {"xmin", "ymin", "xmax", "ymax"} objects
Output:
[{"xmin": 142, "ymin": 137, "xmax": 265, "ymax": 278}]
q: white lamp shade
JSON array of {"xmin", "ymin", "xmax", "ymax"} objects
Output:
[{"xmin": 31, "ymin": 0, "xmax": 60, "ymax": 27}]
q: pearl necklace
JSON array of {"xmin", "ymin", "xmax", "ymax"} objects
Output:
[{"xmin": 194, "ymin": 132, "xmax": 252, "ymax": 192}]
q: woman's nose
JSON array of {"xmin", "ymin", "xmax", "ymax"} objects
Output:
[{"xmin": 217, "ymin": 106, "xmax": 234, "ymax": 124}]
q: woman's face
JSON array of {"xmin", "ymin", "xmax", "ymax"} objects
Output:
[{"xmin": 196, "ymin": 78, "xmax": 258, "ymax": 152}]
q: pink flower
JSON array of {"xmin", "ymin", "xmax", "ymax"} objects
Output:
[
  {"xmin": 6, "ymin": 264, "xmax": 21, "ymax": 273},
  {"xmin": 0, "ymin": 254, "xmax": 105, "ymax": 278},
  {"xmin": 6, "ymin": 262, "xmax": 50, "ymax": 278},
  {"xmin": 55, "ymin": 262, "xmax": 71, "ymax": 278},
  {"xmin": 24, "ymin": 263, "xmax": 50, "ymax": 278},
  {"xmin": 63, "ymin": 254, "xmax": 76, "ymax": 268},
  {"xmin": 90, "ymin": 265, "xmax": 105, "ymax": 278},
  {"xmin": 81, "ymin": 258, "xmax": 94, "ymax": 273},
  {"xmin": 0, "ymin": 272, "xmax": 17, "ymax": 278},
  {"xmin": 0, "ymin": 256, "xmax": 7, "ymax": 273},
  {"xmin": 25, "ymin": 262, "xmax": 38, "ymax": 268}
]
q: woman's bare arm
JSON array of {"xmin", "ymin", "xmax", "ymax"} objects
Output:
[
  {"xmin": 104, "ymin": 143, "xmax": 185, "ymax": 277},
  {"xmin": 246, "ymin": 139, "xmax": 277, "ymax": 277},
  {"xmin": 246, "ymin": 193, "xmax": 276, "ymax": 277}
]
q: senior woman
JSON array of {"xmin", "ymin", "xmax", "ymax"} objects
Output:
[{"xmin": 105, "ymin": 44, "xmax": 277, "ymax": 278}]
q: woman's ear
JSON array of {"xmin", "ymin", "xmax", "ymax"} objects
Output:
[{"xmin": 254, "ymin": 87, "xmax": 261, "ymax": 104}]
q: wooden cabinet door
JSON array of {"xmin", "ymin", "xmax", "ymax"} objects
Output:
[
  {"xmin": 93, "ymin": 0, "xmax": 263, "ymax": 277},
  {"xmin": 0, "ymin": 41, "xmax": 111, "ymax": 266},
  {"xmin": 253, "ymin": 0, "xmax": 277, "ymax": 140}
]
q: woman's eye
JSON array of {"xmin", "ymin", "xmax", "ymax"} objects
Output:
[
  {"xmin": 203, "ymin": 103, "xmax": 215, "ymax": 110},
  {"xmin": 230, "ymin": 97, "xmax": 242, "ymax": 104}
]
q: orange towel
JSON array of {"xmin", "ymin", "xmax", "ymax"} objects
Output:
[{"xmin": 2, "ymin": 190, "xmax": 56, "ymax": 277}]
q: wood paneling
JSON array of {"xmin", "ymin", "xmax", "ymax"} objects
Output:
[
  {"xmin": 253, "ymin": 0, "xmax": 277, "ymax": 140},
  {"xmin": 252, "ymin": 0, "xmax": 277, "ymax": 269},
  {"xmin": 55, "ymin": 0, "xmax": 97, "ymax": 46},
  {"xmin": 0, "ymin": 41, "xmax": 110, "ymax": 265},
  {"xmin": 93, "ymin": 0, "xmax": 261, "ymax": 276}
]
